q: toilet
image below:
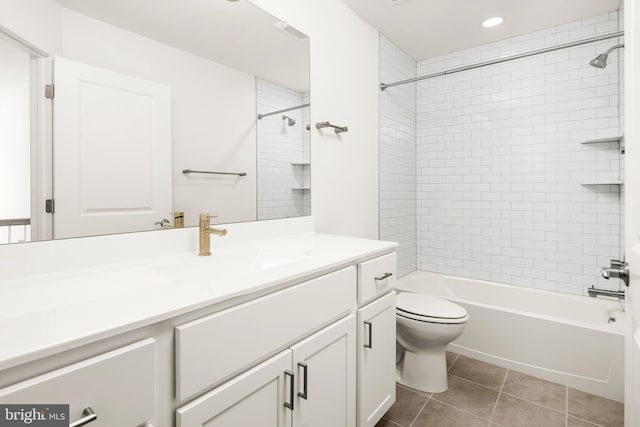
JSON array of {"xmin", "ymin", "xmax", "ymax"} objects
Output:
[{"xmin": 396, "ymin": 292, "xmax": 468, "ymax": 393}]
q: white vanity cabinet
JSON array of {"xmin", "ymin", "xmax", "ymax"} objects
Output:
[
  {"xmin": 176, "ymin": 315, "xmax": 356, "ymax": 427},
  {"xmin": 356, "ymin": 253, "xmax": 397, "ymax": 427},
  {"xmin": 0, "ymin": 339, "xmax": 156, "ymax": 427}
]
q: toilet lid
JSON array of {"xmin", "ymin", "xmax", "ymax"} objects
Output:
[{"xmin": 396, "ymin": 292, "xmax": 468, "ymax": 320}]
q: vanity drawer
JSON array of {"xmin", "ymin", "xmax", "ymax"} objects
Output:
[
  {"xmin": 175, "ymin": 266, "xmax": 356, "ymax": 402},
  {"xmin": 0, "ymin": 339, "xmax": 155, "ymax": 427},
  {"xmin": 358, "ymin": 253, "xmax": 396, "ymax": 305}
]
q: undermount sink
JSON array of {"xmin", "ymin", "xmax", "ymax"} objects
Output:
[{"xmin": 155, "ymin": 244, "xmax": 313, "ymax": 285}]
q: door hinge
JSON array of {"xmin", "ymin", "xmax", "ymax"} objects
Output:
[
  {"xmin": 45, "ymin": 84, "xmax": 55, "ymax": 100},
  {"xmin": 45, "ymin": 199, "xmax": 55, "ymax": 214}
]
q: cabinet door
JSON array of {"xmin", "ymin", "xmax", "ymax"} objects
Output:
[
  {"xmin": 358, "ymin": 292, "xmax": 396, "ymax": 427},
  {"xmin": 290, "ymin": 315, "xmax": 356, "ymax": 427},
  {"xmin": 176, "ymin": 350, "xmax": 293, "ymax": 427}
]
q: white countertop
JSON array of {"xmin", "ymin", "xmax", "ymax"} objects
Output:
[{"xmin": 0, "ymin": 231, "xmax": 396, "ymax": 371}]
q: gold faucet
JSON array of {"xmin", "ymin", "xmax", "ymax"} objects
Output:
[
  {"xmin": 199, "ymin": 213, "xmax": 227, "ymax": 256},
  {"xmin": 155, "ymin": 211, "xmax": 185, "ymax": 229}
]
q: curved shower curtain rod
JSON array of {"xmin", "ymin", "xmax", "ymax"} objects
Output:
[
  {"xmin": 380, "ymin": 30, "xmax": 625, "ymax": 91},
  {"xmin": 257, "ymin": 103, "xmax": 310, "ymax": 119}
]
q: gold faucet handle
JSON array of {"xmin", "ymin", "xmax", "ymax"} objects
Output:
[{"xmin": 199, "ymin": 213, "xmax": 218, "ymax": 223}]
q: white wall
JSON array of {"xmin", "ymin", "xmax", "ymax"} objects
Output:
[
  {"xmin": 0, "ymin": 36, "xmax": 31, "ymax": 244},
  {"xmin": 415, "ymin": 12, "xmax": 623, "ymax": 295},
  {"xmin": 250, "ymin": 0, "xmax": 380, "ymax": 239},
  {"xmin": 302, "ymin": 91, "xmax": 311, "ymax": 216},
  {"xmin": 59, "ymin": 9, "xmax": 257, "ymax": 226},
  {"xmin": 0, "ymin": 0, "xmax": 61, "ymax": 55},
  {"xmin": 379, "ymin": 35, "xmax": 417, "ymax": 277},
  {"xmin": 256, "ymin": 79, "xmax": 310, "ymax": 220},
  {"xmin": 0, "ymin": 37, "xmax": 30, "ymax": 219}
]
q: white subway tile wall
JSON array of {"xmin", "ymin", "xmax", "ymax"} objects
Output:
[
  {"xmin": 380, "ymin": 34, "xmax": 417, "ymax": 277},
  {"xmin": 257, "ymin": 79, "xmax": 311, "ymax": 220},
  {"xmin": 415, "ymin": 11, "xmax": 624, "ymax": 295}
]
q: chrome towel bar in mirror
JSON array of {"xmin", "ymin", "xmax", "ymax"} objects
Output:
[
  {"xmin": 315, "ymin": 121, "xmax": 348, "ymax": 134},
  {"xmin": 182, "ymin": 170, "xmax": 247, "ymax": 177}
]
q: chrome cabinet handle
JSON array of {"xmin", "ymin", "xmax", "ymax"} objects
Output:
[
  {"xmin": 297, "ymin": 362, "xmax": 308, "ymax": 400},
  {"xmin": 375, "ymin": 272, "xmax": 392, "ymax": 281},
  {"xmin": 70, "ymin": 407, "xmax": 97, "ymax": 427},
  {"xmin": 364, "ymin": 321, "xmax": 373, "ymax": 349},
  {"xmin": 284, "ymin": 370, "xmax": 295, "ymax": 411}
]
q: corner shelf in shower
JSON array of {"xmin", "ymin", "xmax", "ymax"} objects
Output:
[
  {"xmin": 580, "ymin": 181, "xmax": 624, "ymax": 186},
  {"xmin": 292, "ymin": 186, "xmax": 311, "ymax": 190},
  {"xmin": 291, "ymin": 162, "xmax": 311, "ymax": 166}
]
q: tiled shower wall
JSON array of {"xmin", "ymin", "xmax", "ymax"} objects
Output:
[
  {"xmin": 415, "ymin": 12, "xmax": 623, "ymax": 295},
  {"xmin": 380, "ymin": 35, "xmax": 417, "ymax": 277},
  {"xmin": 257, "ymin": 79, "xmax": 311, "ymax": 220}
]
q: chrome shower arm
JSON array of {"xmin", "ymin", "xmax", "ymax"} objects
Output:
[{"xmin": 605, "ymin": 43, "xmax": 625, "ymax": 55}]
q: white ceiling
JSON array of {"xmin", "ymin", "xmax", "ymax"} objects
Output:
[
  {"xmin": 56, "ymin": 0, "xmax": 310, "ymax": 92},
  {"xmin": 341, "ymin": 0, "xmax": 621, "ymax": 61}
]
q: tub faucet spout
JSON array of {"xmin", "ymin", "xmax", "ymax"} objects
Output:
[{"xmin": 588, "ymin": 285, "xmax": 625, "ymax": 300}]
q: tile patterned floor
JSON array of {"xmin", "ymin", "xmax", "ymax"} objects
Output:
[{"xmin": 377, "ymin": 352, "xmax": 624, "ymax": 427}]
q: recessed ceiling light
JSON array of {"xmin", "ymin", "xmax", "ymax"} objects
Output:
[{"xmin": 482, "ymin": 17, "xmax": 503, "ymax": 28}]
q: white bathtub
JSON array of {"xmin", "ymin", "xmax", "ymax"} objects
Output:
[{"xmin": 396, "ymin": 271, "xmax": 625, "ymax": 402}]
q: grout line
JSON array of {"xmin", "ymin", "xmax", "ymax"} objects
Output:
[
  {"xmin": 448, "ymin": 373, "xmax": 503, "ymax": 392},
  {"xmin": 408, "ymin": 394, "xmax": 432, "ymax": 427},
  {"xmin": 448, "ymin": 369, "xmax": 572, "ymax": 415},
  {"xmin": 396, "ymin": 382, "xmax": 432, "ymax": 398},
  {"xmin": 567, "ymin": 415, "xmax": 603, "ymax": 427},
  {"xmin": 498, "ymin": 391, "xmax": 567, "ymax": 416},
  {"xmin": 381, "ymin": 417, "xmax": 404, "ymax": 427},
  {"xmin": 447, "ymin": 352, "xmax": 460, "ymax": 372},
  {"xmin": 565, "ymin": 386, "xmax": 569, "ymax": 427},
  {"xmin": 429, "ymin": 397, "xmax": 492, "ymax": 422},
  {"xmin": 489, "ymin": 368, "xmax": 509, "ymax": 422}
]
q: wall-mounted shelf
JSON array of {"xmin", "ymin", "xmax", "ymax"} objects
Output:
[
  {"xmin": 292, "ymin": 187, "xmax": 311, "ymax": 190},
  {"xmin": 581, "ymin": 135, "xmax": 625, "ymax": 154},
  {"xmin": 291, "ymin": 162, "xmax": 311, "ymax": 166},
  {"xmin": 581, "ymin": 136, "xmax": 623, "ymax": 145},
  {"xmin": 580, "ymin": 181, "xmax": 624, "ymax": 186}
]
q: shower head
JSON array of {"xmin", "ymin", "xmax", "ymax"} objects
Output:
[
  {"xmin": 590, "ymin": 43, "xmax": 624, "ymax": 69},
  {"xmin": 282, "ymin": 115, "xmax": 296, "ymax": 126},
  {"xmin": 589, "ymin": 53, "xmax": 608, "ymax": 69}
]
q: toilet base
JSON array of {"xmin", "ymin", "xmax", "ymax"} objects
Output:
[{"xmin": 397, "ymin": 347, "xmax": 448, "ymax": 393}]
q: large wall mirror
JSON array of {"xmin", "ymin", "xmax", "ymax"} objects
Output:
[{"xmin": 0, "ymin": 0, "xmax": 310, "ymax": 245}]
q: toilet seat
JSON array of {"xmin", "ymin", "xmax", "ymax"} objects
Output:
[{"xmin": 396, "ymin": 293, "xmax": 468, "ymax": 324}]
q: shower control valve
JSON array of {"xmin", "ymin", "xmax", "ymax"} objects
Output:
[{"xmin": 600, "ymin": 259, "xmax": 629, "ymax": 287}]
